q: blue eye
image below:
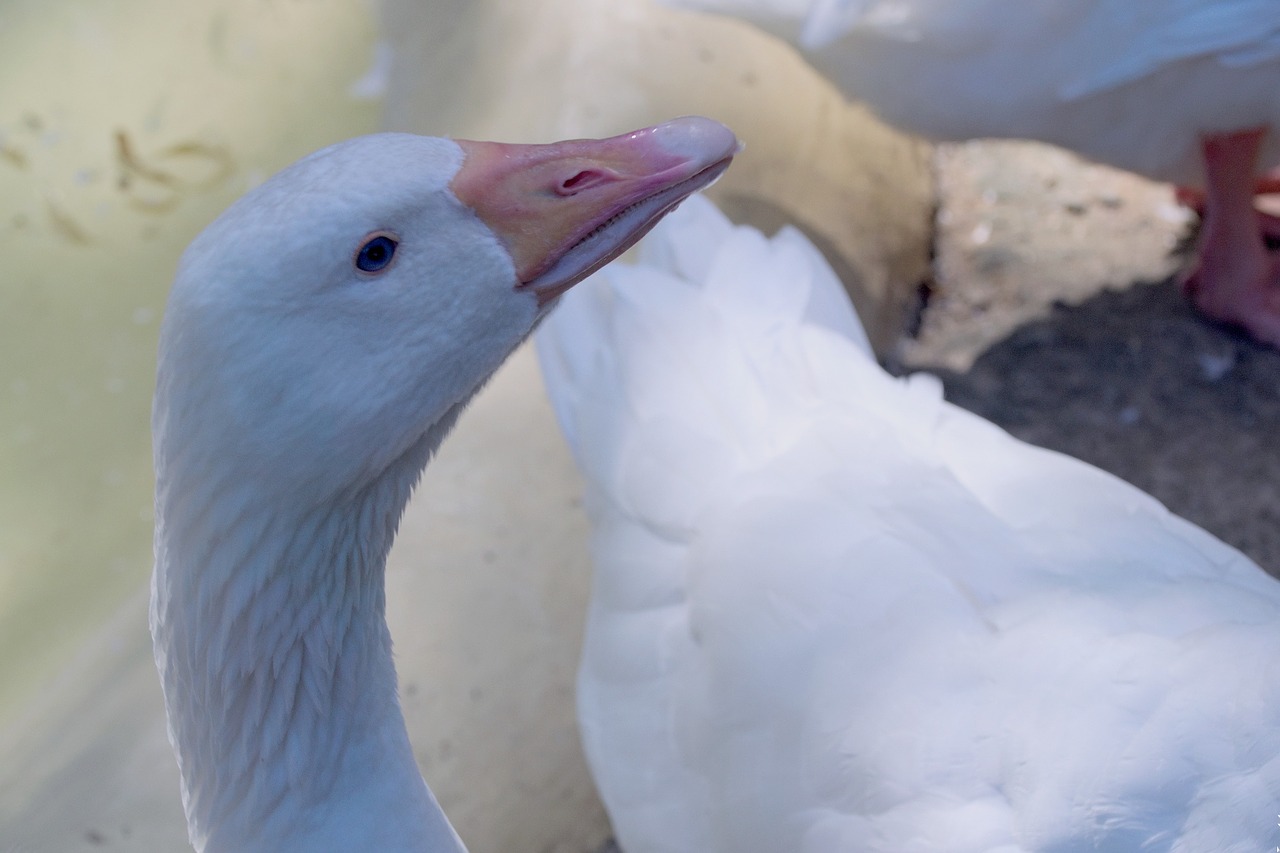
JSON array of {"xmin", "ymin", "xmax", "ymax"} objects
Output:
[{"xmin": 355, "ymin": 234, "xmax": 397, "ymax": 273}]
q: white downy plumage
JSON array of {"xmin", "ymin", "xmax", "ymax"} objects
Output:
[{"xmin": 536, "ymin": 193, "xmax": 1280, "ymax": 852}]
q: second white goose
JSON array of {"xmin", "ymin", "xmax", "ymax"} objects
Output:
[{"xmin": 537, "ymin": 193, "xmax": 1280, "ymax": 852}]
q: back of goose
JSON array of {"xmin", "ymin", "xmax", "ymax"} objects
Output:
[{"xmin": 535, "ymin": 194, "xmax": 1280, "ymax": 852}]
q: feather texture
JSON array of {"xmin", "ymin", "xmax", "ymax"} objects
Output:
[{"xmin": 536, "ymin": 194, "xmax": 1280, "ymax": 852}]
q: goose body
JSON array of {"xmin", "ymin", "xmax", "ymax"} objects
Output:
[
  {"xmin": 536, "ymin": 194, "xmax": 1280, "ymax": 852},
  {"xmin": 150, "ymin": 119, "xmax": 737, "ymax": 852},
  {"xmin": 661, "ymin": 0, "xmax": 1280, "ymax": 343}
]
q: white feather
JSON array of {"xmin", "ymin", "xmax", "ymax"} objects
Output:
[{"xmin": 536, "ymin": 194, "xmax": 1280, "ymax": 852}]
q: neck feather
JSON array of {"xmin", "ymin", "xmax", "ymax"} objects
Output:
[{"xmin": 151, "ymin": 413, "xmax": 467, "ymax": 853}]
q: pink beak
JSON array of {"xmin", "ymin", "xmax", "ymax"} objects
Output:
[{"xmin": 451, "ymin": 116, "xmax": 740, "ymax": 306}]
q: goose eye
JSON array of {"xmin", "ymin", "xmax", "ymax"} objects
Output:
[{"xmin": 355, "ymin": 234, "xmax": 398, "ymax": 273}]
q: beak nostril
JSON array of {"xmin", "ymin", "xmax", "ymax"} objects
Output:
[{"xmin": 559, "ymin": 170, "xmax": 603, "ymax": 196}]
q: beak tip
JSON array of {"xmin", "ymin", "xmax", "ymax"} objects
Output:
[{"xmin": 649, "ymin": 116, "xmax": 740, "ymax": 164}]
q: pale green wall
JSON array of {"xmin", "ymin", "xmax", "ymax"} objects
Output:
[{"xmin": 0, "ymin": 0, "xmax": 381, "ymax": 729}]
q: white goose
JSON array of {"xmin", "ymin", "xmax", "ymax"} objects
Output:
[
  {"xmin": 660, "ymin": 0, "xmax": 1280, "ymax": 345},
  {"xmin": 536, "ymin": 194, "xmax": 1280, "ymax": 852},
  {"xmin": 149, "ymin": 118, "xmax": 738, "ymax": 852}
]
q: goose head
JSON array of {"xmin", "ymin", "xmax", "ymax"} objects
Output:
[
  {"xmin": 150, "ymin": 117, "xmax": 737, "ymax": 852},
  {"xmin": 156, "ymin": 118, "xmax": 737, "ymax": 503}
]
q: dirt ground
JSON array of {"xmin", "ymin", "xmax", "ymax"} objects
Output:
[{"xmin": 897, "ymin": 139, "xmax": 1280, "ymax": 578}]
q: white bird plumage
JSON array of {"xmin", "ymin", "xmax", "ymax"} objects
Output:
[
  {"xmin": 536, "ymin": 194, "xmax": 1280, "ymax": 852},
  {"xmin": 149, "ymin": 120, "xmax": 737, "ymax": 852}
]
